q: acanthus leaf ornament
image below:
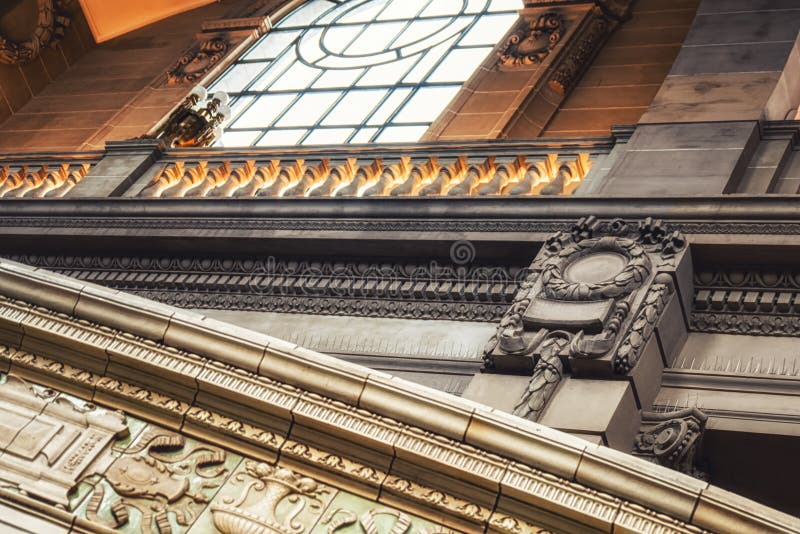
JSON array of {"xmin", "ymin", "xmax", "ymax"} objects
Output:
[{"xmin": 498, "ymin": 13, "xmax": 565, "ymax": 67}]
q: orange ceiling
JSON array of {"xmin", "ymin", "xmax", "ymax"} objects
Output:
[{"xmin": 77, "ymin": 0, "xmax": 216, "ymax": 43}]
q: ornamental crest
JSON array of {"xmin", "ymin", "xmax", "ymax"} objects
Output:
[
  {"xmin": 498, "ymin": 13, "xmax": 564, "ymax": 67},
  {"xmin": 481, "ymin": 217, "xmax": 691, "ymax": 421}
]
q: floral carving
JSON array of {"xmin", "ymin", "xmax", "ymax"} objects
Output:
[
  {"xmin": 613, "ymin": 274, "xmax": 673, "ymax": 374},
  {"xmin": 498, "ymin": 13, "xmax": 565, "ymax": 67},
  {"xmin": 512, "ymin": 331, "xmax": 567, "ymax": 421}
]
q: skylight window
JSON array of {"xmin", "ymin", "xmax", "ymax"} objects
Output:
[{"xmin": 210, "ymin": 0, "xmax": 519, "ymax": 147}]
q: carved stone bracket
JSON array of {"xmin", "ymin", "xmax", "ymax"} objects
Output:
[
  {"xmin": 484, "ymin": 216, "xmax": 690, "ymax": 421},
  {"xmin": 0, "ymin": 0, "xmax": 70, "ymax": 65},
  {"xmin": 633, "ymin": 407, "xmax": 708, "ymax": 480}
]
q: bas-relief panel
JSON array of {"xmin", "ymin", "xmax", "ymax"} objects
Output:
[{"xmin": 0, "ymin": 372, "xmax": 457, "ymax": 534}]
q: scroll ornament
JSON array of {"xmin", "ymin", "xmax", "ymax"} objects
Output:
[
  {"xmin": 633, "ymin": 407, "xmax": 708, "ymax": 480},
  {"xmin": 498, "ymin": 12, "xmax": 565, "ymax": 67},
  {"xmin": 166, "ymin": 36, "xmax": 229, "ymax": 86}
]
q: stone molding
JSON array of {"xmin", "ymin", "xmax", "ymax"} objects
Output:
[
  {"xmin": 692, "ymin": 269, "xmax": 800, "ymax": 336},
  {"xmin": 2, "ymin": 253, "xmax": 521, "ymax": 322},
  {"xmin": 0, "ymin": 259, "xmax": 796, "ymax": 533}
]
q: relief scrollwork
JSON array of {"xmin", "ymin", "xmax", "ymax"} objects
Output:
[
  {"xmin": 84, "ymin": 428, "xmax": 231, "ymax": 533},
  {"xmin": 633, "ymin": 407, "xmax": 708, "ymax": 480},
  {"xmin": 166, "ymin": 36, "xmax": 230, "ymax": 86},
  {"xmin": 498, "ymin": 13, "xmax": 565, "ymax": 67}
]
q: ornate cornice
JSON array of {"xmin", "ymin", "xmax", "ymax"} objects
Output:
[
  {"xmin": 692, "ymin": 269, "xmax": 800, "ymax": 336},
  {"xmin": 3, "ymin": 253, "xmax": 521, "ymax": 322},
  {"xmin": 0, "ymin": 259, "xmax": 792, "ymax": 533}
]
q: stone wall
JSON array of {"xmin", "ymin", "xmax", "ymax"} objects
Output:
[
  {"xmin": 0, "ymin": 0, "xmax": 246, "ymax": 152},
  {"xmin": 0, "ymin": 0, "xmax": 92, "ymax": 135},
  {"xmin": 540, "ymin": 0, "xmax": 700, "ymax": 137}
]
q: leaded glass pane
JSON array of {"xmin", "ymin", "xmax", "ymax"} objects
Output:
[{"xmin": 212, "ymin": 0, "xmax": 519, "ymax": 147}]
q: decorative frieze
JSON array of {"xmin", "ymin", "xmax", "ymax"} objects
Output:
[
  {"xmin": 0, "ymin": 163, "xmax": 91, "ymax": 198},
  {"xmin": 138, "ymin": 153, "xmax": 592, "ymax": 198},
  {"xmin": 692, "ymin": 269, "xmax": 800, "ymax": 336},
  {"xmin": 5, "ymin": 253, "xmax": 523, "ymax": 323}
]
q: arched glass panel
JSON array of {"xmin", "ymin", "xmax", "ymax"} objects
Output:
[{"xmin": 210, "ymin": 0, "xmax": 520, "ymax": 146}]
